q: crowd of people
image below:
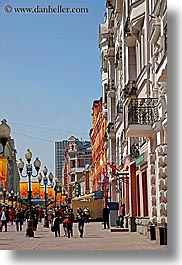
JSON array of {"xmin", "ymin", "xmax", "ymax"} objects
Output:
[
  {"xmin": 0, "ymin": 203, "xmax": 125, "ymax": 237},
  {"xmin": 0, "ymin": 205, "xmax": 42, "ymax": 232},
  {"xmin": 0, "ymin": 204, "xmax": 91, "ymax": 238},
  {"xmin": 49, "ymin": 206, "xmax": 90, "ymax": 238}
]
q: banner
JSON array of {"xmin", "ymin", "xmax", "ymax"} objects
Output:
[
  {"xmin": 56, "ymin": 192, "xmax": 61, "ymax": 202},
  {"xmin": 39, "ymin": 186, "xmax": 45, "ymax": 198},
  {"xmin": 20, "ymin": 182, "xmax": 28, "ymax": 199},
  {"xmin": 32, "ymin": 182, "xmax": 40, "ymax": 198},
  {"xmin": 0, "ymin": 157, "xmax": 8, "ymax": 189},
  {"xmin": 85, "ymin": 170, "xmax": 90, "ymax": 193},
  {"xmin": 48, "ymin": 187, "xmax": 54, "ymax": 199}
]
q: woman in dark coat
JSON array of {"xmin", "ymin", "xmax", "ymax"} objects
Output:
[
  {"xmin": 53, "ymin": 214, "xmax": 60, "ymax": 237},
  {"xmin": 76, "ymin": 208, "xmax": 85, "ymax": 238}
]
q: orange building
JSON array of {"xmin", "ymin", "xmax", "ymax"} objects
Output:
[{"xmin": 90, "ymin": 98, "xmax": 107, "ymax": 204}]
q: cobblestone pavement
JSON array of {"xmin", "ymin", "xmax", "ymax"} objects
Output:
[{"xmin": 0, "ymin": 221, "xmax": 167, "ymax": 251}]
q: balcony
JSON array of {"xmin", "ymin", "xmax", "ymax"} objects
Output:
[
  {"xmin": 108, "ymin": 37, "xmax": 115, "ymax": 58},
  {"xmin": 149, "ymin": 18, "xmax": 161, "ymax": 44},
  {"xmin": 130, "ymin": 0, "xmax": 145, "ymax": 31},
  {"xmin": 115, "ymin": 46, "xmax": 122, "ymax": 70},
  {"xmin": 103, "ymin": 103, "xmax": 108, "ymax": 118},
  {"xmin": 122, "ymin": 80, "xmax": 137, "ymax": 101},
  {"xmin": 107, "ymin": 122, "xmax": 115, "ymax": 140},
  {"xmin": 115, "ymin": 102, "xmax": 123, "ymax": 123},
  {"xmin": 99, "ymin": 23, "xmax": 109, "ymax": 42},
  {"xmin": 104, "ymin": 132, "xmax": 108, "ymax": 148},
  {"xmin": 108, "ymin": 79, "xmax": 116, "ymax": 98},
  {"xmin": 124, "ymin": 17, "xmax": 136, "ymax": 47},
  {"xmin": 126, "ymin": 98, "xmax": 159, "ymax": 137}
]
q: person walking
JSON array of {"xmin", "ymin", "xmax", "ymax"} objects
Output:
[
  {"xmin": 15, "ymin": 208, "xmax": 24, "ymax": 232},
  {"xmin": 9, "ymin": 207, "xmax": 15, "ymax": 225},
  {"xmin": 62, "ymin": 210, "xmax": 72, "ymax": 238},
  {"xmin": 0, "ymin": 207, "xmax": 8, "ymax": 232},
  {"xmin": 76, "ymin": 208, "xmax": 85, "ymax": 238},
  {"xmin": 38, "ymin": 207, "xmax": 44, "ymax": 223},
  {"xmin": 119, "ymin": 203, "xmax": 125, "ymax": 228},
  {"xmin": 69, "ymin": 208, "xmax": 74, "ymax": 237},
  {"xmin": 52, "ymin": 213, "xmax": 60, "ymax": 237},
  {"xmin": 102, "ymin": 205, "xmax": 110, "ymax": 229},
  {"xmin": 83, "ymin": 206, "xmax": 90, "ymax": 223}
]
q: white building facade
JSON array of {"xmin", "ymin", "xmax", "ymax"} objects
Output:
[{"xmin": 99, "ymin": 0, "xmax": 167, "ymax": 244}]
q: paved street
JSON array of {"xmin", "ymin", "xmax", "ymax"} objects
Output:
[{"xmin": 0, "ymin": 221, "xmax": 167, "ymax": 251}]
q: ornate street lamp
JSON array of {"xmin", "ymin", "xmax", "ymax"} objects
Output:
[
  {"xmin": 0, "ymin": 119, "xmax": 11, "ymax": 156},
  {"xmin": 38, "ymin": 167, "xmax": 53, "ymax": 228},
  {"xmin": 3, "ymin": 188, "xmax": 6, "ymax": 203},
  {"xmin": 11, "ymin": 190, "xmax": 14, "ymax": 207},
  {"xmin": 14, "ymin": 192, "xmax": 17, "ymax": 208},
  {"xmin": 54, "ymin": 177, "xmax": 59, "ymax": 207},
  {"xmin": 17, "ymin": 149, "xmax": 41, "ymax": 237}
]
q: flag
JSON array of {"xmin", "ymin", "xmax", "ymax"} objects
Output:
[
  {"xmin": 102, "ymin": 174, "xmax": 109, "ymax": 187},
  {"xmin": 107, "ymin": 163, "xmax": 118, "ymax": 175}
]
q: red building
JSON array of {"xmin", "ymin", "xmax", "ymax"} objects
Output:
[{"xmin": 90, "ymin": 98, "xmax": 107, "ymax": 205}]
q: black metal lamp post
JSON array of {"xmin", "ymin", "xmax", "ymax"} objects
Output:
[
  {"xmin": 17, "ymin": 149, "xmax": 41, "ymax": 237},
  {"xmin": 0, "ymin": 119, "xmax": 11, "ymax": 156},
  {"xmin": 54, "ymin": 177, "xmax": 59, "ymax": 207},
  {"xmin": 0, "ymin": 120, "xmax": 11, "ymax": 204},
  {"xmin": 3, "ymin": 188, "xmax": 6, "ymax": 203},
  {"xmin": 14, "ymin": 192, "xmax": 17, "ymax": 208},
  {"xmin": 38, "ymin": 167, "xmax": 53, "ymax": 228},
  {"xmin": 10, "ymin": 190, "xmax": 14, "ymax": 207}
]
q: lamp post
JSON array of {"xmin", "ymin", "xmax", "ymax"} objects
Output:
[
  {"xmin": 3, "ymin": 188, "xmax": 6, "ymax": 203},
  {"xmin": 14, "ymin": 192, "xmax": 17, "ymax": 208},
  {"xmin": 38, "ymin": 167, "xmax": 53, "ymax": 228},
  {"xmin": 0, "ymin": 119, "xmax": 11, "ymax": 156},
  {"xmin": 17, "ymin": 149, "xmax": 41, "ymax": 237},
  {"xmin": 9, "ymin": 190, "xmax": 14, "ymax": 208},
  {"xmin": 54, "ymin": 177, "xmax": 59, "ymax": 207},
  {"xmin": 0, "ymin": 120, "xmax": 11, "ymax": 201}
]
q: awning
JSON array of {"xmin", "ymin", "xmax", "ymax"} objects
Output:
[{"xmin": 72, "ymin": 193, "xmax": 95, "ymax": 201}]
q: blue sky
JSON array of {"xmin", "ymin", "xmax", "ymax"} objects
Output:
[{"xmin": 0, "ymin": 0, "xmax": 105, "ymax": 175}]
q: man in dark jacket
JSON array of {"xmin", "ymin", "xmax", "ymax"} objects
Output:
[
  {"xmin": 15, "ymin": 208, "xmax": 24, "ymax": 232},
  {"xmin": 102, "ymin": 205, "xmax": 110, "ymax": 229}
]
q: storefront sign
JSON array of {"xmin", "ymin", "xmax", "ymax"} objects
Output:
[
  {"xmin": 94, "ymin": 190, "xmax": 104, "ymax": 198},
  {"xmin": 136, "ymin": 153, "xmax": 145, "ymax": 166},
  {"xmin": 85, "ymin": 170, "xmax": 90, "ymax": 193}
]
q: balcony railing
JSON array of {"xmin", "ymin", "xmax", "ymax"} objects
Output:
[
  {"xmin": 108, "ymin": 79, "xmax": 115, "ymax": 90},
  {"xmin": 108, "ymin": 37, "xmax": 114, "ymax": 48},
  {"xmin": 106, "ymin": 122, "xmax": 115, "ymax": 139},
  {"xmin": 164, "ymin": 24, "xmax": 167, "ymax": 54},
  {"xmin": 116, "ymin": 102, "xmax": 123, "ymax": 116},
  {"xmin": 107, "ymin": 122, "xmax": 115, "ymax": 133},
  {"xmin": 128, "ymin": 98, "xmax": 159, "ymax": 125},
  {"xmin": 107, "ymin": 79, "xmax": 115, "ymax": 98}
]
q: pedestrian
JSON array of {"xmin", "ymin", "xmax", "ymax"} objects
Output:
[
  {"xmin": 52, "ymin": 214, "xmax": 60, "ymax": 237},
  {"xmin": 32, "ymin": 207, "xmax": 38, "ymax": 231},
  {"xmin": 102, "ymin": 205, "xmax": 110, "ymax": 229},
  {"xmin": 62, "ymin": 210, "xmax": 72, "ymax": 238},
  {"xmin": 69, "ymin": 208, "xmax": 74, "ymax": 237},
  {"xmin": 38, "ymin": 207, "xmax": 44, "ymax": 223},
  {"xmin": 119, "ymin": 203, "xmax": 125, "ymax": 228},
  {"xmin": 9, "ymin": 207, "xmax": 15, "ymax": 225},
  {"xmin": 83, "ymin": 206, "xmax": 90, "ymax": 223},
  {"xmin": 15, "ymin": 208, "xmax": 23, "ymax": 232},
  {"xmin": 0, "ymin": 207, "xmax": 8, "ymax": 232},
  {"xmin": 76, "ymin": 207, "xmax": 85, "ymax": 238}
]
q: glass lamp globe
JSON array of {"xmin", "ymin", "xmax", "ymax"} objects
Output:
[
  {"xmin": 25, "ymin": 149, "xmax": 32, "ymax": 162},
  {"xmin": 43, "ymin": 166, "xmax": 48, "ymax": 176},
  {"xmin": 0, "ymin": 119, "xmax": 11, "ymax": 139}
]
